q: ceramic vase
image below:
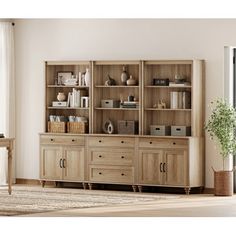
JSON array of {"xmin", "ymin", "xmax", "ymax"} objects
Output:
[
  {"xmin": 126, "ymin": 75, "xmax": 136, "ymax": 86},
  {"xmin": 84, "ymin": 68, "xmax": 90, "ymax": 87},
  {"xmin": 57, "ymin": 92, "xmax": 66, "ymax": 102},
  {"xmin": 121, "ymin": 66, "xmax": 128, "ymax": 85}
]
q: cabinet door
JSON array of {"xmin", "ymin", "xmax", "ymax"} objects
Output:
[
  {"xmin": 164, "ymin": 149, "xmax": 188, "ymax": 186},
  {"xmin": 138, "ymin": 149, "xmax": 163, "ymax": 185},
  {"xmin": 63, "ymin": 146, "xmax": 85, "ymax": 181},
  {"xmin": 40, "ymin": 145, "xmax": 62, "ymax": 180}
]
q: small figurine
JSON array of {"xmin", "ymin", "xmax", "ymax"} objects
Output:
[
  {"xmin": 155, "ymin": 100, "xmax": 166, "ymax": 109},
  {"xmin": 105, "ymin": 74, "xmax": 116, "ymax": 86}
]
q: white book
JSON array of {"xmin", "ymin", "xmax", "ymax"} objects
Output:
[{"xmin": 170, "ymin": 92, "xmax": 178, "ymax": 109}]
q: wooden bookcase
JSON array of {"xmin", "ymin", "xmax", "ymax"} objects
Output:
[{"xmin": 40, "ymin": 59, "xmax": 205, "ymax": 194}]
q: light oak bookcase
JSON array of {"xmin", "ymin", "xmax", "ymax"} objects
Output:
[{"xmin": 40, "ymin": 59, "xmax": 204, "ymax": 194}]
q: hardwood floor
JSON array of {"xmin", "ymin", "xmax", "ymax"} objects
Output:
[{"xmin": 18, "ymin": 185, "xmax": 236, "ymax": 217}]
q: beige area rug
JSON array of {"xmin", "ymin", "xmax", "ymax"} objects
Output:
[{"xmin": 0, "ymin": 185, "xmax": 179, "ymax": 216}]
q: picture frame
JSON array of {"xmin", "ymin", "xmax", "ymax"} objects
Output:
[{"xmin": 57, "ymin": 71, "xmax": 73, "ymax": 85}]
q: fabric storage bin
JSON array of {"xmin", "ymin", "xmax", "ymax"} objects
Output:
[
  {"xmin": 118, "ymin": 120, "xmax": 138, "ymax": 134},
  {"xmin": 171, "ymin": 126, "xmax": 191, "ymax": 136},
  {"xmin": 101, "ymin": 99, "xmax": 120, "ymax": 108},
  {"xmin": 150, "ymin": 125, "xmax": 171, "ymax": 136}
]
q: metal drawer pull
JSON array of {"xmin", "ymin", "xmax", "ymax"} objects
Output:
[
  {"xmin": 63, "ymin": 159, "xmax": 66, "ymax": 168},
  {"xmin": 50, "ymin": 138, "xmax": 54, "ymax": 142},
  {"xmin": 163, "ymin": 163, "xmax": 166, "ymax": 172},
  {"xmin": 121, "ymin": 141, "xmax": 124, "ymax": 143},
  {"xmin": 173, "ymin": 142, "xmax": 176, "ymax": 145},
  {"xmin": 99, "ymin": 172, "xmax": 102, "ymax": 175},
  {"xmin": 160, "ymin": 162, "xmax": 163, "ymax": 172},
  {"xmin": 150, "ymin": 141, "xmax": 152, "ymax": 144},
  {"xmin": 121, "ymin": 173, "xmax": 124, "ymax": 176},
  {"xmin": 99, "ymin": 140, "xmax": 102, "ymax": 143},
  {"xmin": 59, "ymin": 159, "xmax": 63, "ymax": 168},
  {"xmin": 121, "ymin": 156, "xmax": 124, "ymax": 159},
  {"xmin": 99, "ymin": 155, "xmax": 102, "ymax": 158},
  {"xmin": 72, "ymin": 139, "xmax": 75, "ymax": 142}
]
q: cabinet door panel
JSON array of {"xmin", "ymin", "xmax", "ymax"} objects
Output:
[
  {"xmin": 40, "ymin": 145, "xmax": 62, "ymax": 180},
  {"xmin": 164, "ymin": 150, "xmax": 188, "ymax": 186},
  {"xmin": 139, "ymin": 150, "xmax": 163, "ymax": 184},
  {"xmin": 63, "ymin": 147, "xmax": 85, "ymax": 181}
]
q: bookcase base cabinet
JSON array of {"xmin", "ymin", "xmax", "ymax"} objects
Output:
[
  {"xmin": 39, "ymin": 134, "xmax": 204, "ymax": 194},
  {"xmin": 40, "ymin": 135, "xmax": 86, "ymax": 187}
]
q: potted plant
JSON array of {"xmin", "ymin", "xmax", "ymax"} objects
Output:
[{"xmin": 205, "ymin": 98, "xmax": 236, "ymax": 196}]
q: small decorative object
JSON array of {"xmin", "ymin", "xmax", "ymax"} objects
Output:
[
  {"xmin": 157, "ymin": 100, "xmax": 166, "ymax": 109},
  {"xmin": 105, "ymin": 74, "xmax": 116, "ymax": 86},
  {"xmin": 174, "ymin": 74, "xmax": 186, "ymax": 84},
  {"xmin": 205, "ymin": 99, "xmax": 236, "ymax": 196},
  {"xmin": 101, "ymin": 99, "xmax": 120, "ymax": 108},
  {"xmin": 118, "ymin": 120, "xmax": 138, "ymax": 134},
  {"xmin": 103, "ymin": 119, "xmax": 114, "ymax": 134},
  {"xmin": 153, "ymin": 78, "xmax": 169, "ymax": 86},
  {"xmin": 81, "ymin": 96, "xmax": 89, "ymax": 108},
  {"xmin": 84, "ymin": 68, "xmax": 90, "ymax": 86},
  {"xmin": 57, "ymin": 72, "xmax": 73, "ymax": 85},
  {"xmin": 0, "ymin": 133, "xmax": 4, "ymax": 138},
  {"xmin": 126, "ymin": 75, "xmax": 136, "ymax": 86},
  {"xmin": 78, "ymin": 72, "xmax": 82, "ymax": 86},
  {"xmin": 121, "ymin": 66, "xmax": 128, "ymax": 85},
  {"xmin": 57, "ymin": 92, "xmax": 66, "ymax": 102},
  {"xmin": 128, "ymin": 94, "xmax": 134, "ymax": 102}
]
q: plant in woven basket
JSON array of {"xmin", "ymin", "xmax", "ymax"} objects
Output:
[{"xmin": 205, "ymin": 98, "xmax": 236, "ymax": 170}]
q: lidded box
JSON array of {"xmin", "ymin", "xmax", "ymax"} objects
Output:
[
  {"xmin": 101, "ymin": 99, "xmax": 120, "ymax": 108},
  {"xmin": 118, "ymin": 120, "xmax": 138, "ymax": 134},
  {"xmin": 150, "ymin": 125, "xmax": 171, "ymax": 136},
  {"xmin": 171, "ymin": 126, "xmax": 191, "ymax": 136}
]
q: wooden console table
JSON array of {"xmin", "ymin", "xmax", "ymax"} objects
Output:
[{"xmin": 0, "ymin": 138, "xmax": 14, "ymax": 194}]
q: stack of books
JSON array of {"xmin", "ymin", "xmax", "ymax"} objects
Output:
[
  {"xmin": 170, "ymin": 91, "xmax": 191, "ymax": 109},
  {"xmin": 120, "ymin": 101, "xmax": 139, "ymax": 108},
  {"xmin": 68, "ymin": 88, "xmax": 87, "ymax": 107}
]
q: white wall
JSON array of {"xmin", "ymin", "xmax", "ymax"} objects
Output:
[{"xmin": 14, "ymin": 19, "xmax": 236, "ymax": 188}]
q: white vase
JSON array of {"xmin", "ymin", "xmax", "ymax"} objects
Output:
[
  {"xmin": 84, "ymin": 68, "xmax": 90, "ymax": 87},
  {"xmin": 57, "ymin": 92, "xmax": 66, "ymax": 102}
]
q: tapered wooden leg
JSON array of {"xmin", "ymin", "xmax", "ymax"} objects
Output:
[
  {"xmin": 82, "ymin": 183, "xmax": 87, "ymax": 190},
  {"xmin": 88, "ymin": 183, "xmax": 93, "ymax": 190},
  {"xmin": 40, "ymin": 180, "xmax": 46, "ymax": 187},
  {"xmin": 184, "ymin": 187, "xmax": 191, "ymax": 195},
  {"xmin": 132, "ymin": 185, "xmax": 137, "ymax": 192},
  {"xmin": 138, "ymin": 185, "xmax": 142, "ymax": 193},
  {"xmin": 7, "ymin": 147, "xmax": 12, "ymax": 195}
]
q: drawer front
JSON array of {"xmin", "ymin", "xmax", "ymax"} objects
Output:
[
  {"xmin": 89, "ymin": 166, "xmax": 133, "ymax": 184},
  {"xmin": 139, "ymin": 138, "xmax": 188, "ymax": 149},
  {"xmin": 40, "ymin": 135, "xmax": 85, "ymax": 146},
  {"xmin": 88, "ymin": 136, "xmax": 135, "ymax": 148},
  {"xmin": 89, "ymin": 148, "xmax": 133, "ymax": 165}
]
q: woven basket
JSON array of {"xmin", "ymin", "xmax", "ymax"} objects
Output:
[
  {"xmin": 48, "ymin": 122, "xmax": 66, "ymax": 133},
  {"xmin": 67, "ymin": 122, "xmax": 88, "ymax": 134},
  {"xmin": 214, "ymin": 170, "xmax": 233, "ymax": 196}
]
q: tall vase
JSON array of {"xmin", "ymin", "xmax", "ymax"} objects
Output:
[
  {"xmin": 121, "ymin": 66, "xmax": 128, "ymax": 85},
  {"xmin": 84, "ymin": 68, "xmax": 90, "ymax": 87}
]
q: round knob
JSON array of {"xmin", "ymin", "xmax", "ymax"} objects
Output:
[
  {"xmin": 99, "ymin": 140, "xmax": 102, "ymax": 143},
  {"xmin": 99, "ymin": 172, "xmax": 102, "ymax": 175},
  {"xmin": 121, "ymin": 141, "xmax": 124, "ymax": 144},
  {"xmin": 72, "ymin": 139, "xmax": 75, "ymax": 142},
  {"xmin": 173, "ymin": 142, "xmax": 176, "ymax": 145},
  {"xmin": 150, "ymin": 141, "xmax": 152, "ymax": 144},
  {"xmin": 121, "ymin": 156, "xmax": 124, "ymax": 159},
  {"xmin": 50, "ymin": 139, "xmax": 54, "ymax": 142},
  {"xmin": 121, "ymin": 173, "xmax": 124, "ymax": 176},
  {"xmin": 99, "ymin": 155, "xmax": 102, "ymax": 158}
]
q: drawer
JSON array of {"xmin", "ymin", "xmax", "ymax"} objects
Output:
[
  {"xmin": 40, "ymin": 135, "xmax": 85, "ymax": 146},
  {"xmin": 139, "ymin": 138, "xmax": 188, "ymax": 149},
  {"xmin": 89, "ymin": 165, "xmax": 133, "ymax": 184},
  {"xmin": 89, "ymin": 148, "xmax": 133, "ymax": 165},
  {"xmin": 88, "ymin": 136, "xmax": 135, "ymax": 148}
]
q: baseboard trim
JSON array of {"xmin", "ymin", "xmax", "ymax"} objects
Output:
[{"xmin": 203, "ymin": 188, "xmax": 214, "ymax": 194}]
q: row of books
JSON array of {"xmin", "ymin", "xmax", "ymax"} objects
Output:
[
  {"xmin": 120, "ymin": 101, "xmax": 139, "ymax": 108},
  {"xmin": 170, "ymin": 91, "xmax": 191, "ymax": 109}
]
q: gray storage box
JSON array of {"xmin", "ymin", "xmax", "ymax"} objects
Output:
[
  {"xmin": 118, "ymin": 120, "xmax": 138, "ymax": 134},
  {"xmin": 171, "ymin": 126, "xmax": 191, "ymax": 136},
  {"xmin": 150, "ymin": 125, "xmax": 171, "ymax": 136},
  {"xmin": 101, "ymin": 99, "xmax": 120, "ymax": 108}
]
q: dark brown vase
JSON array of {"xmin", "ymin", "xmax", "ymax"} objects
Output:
[{"xmin": 214, "ymin": 170, "xmax": 233, "ymax": 196}]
